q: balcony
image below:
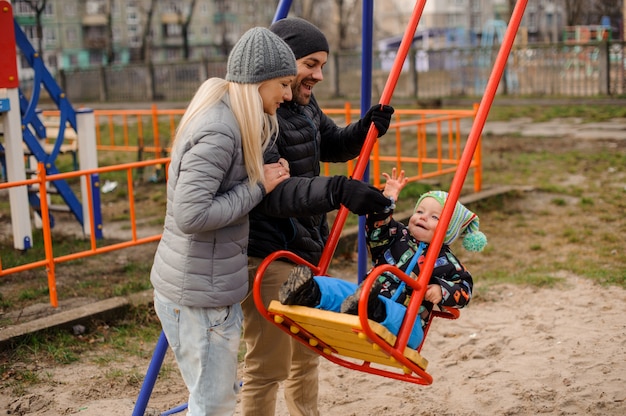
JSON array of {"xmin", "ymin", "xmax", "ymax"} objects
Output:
[{"xmin": 82, "ymin": 14, "xmax": 107, "ymax": 27}]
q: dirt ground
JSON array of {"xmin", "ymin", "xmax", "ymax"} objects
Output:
[{"xmin": 1, "ymin": 122, "xmax": 626, "ymax": 415}]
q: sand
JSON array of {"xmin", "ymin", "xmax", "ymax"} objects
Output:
[{"xmin": 5, "ymin": 273, "xmax": 625, "ymax": 416}]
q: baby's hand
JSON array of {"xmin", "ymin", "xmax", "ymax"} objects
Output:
[
  {"xmin": 424, "ymin": 284, "xmax": 443, "ymax": 304},
  {"xmin": 381, "ymin": 168, "xmax": 408, "ymax": 201}
]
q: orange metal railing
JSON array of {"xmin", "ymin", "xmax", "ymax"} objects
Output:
[
  {"xmin": 43, "ymin": 103, "xmax": 480, "ymax": 189},
  {"xmin": 0, "ymin": 159, "xmax": 169, "ymax": 307},
  {"xmin": 2, "ymin": 104, "xmax": 480, "ymax": 307},
  {"xmin": 322, "ymin": 103, "xmax": 480, "ymax": 192}
]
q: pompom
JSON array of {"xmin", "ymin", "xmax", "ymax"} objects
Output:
[{"xmin": 462, "ymin": 231, "xmax": 487, "ymax": 252}]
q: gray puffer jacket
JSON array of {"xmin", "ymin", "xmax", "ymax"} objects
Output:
[{"xmin": 151, "ymin": 97, "xmax": 266, "ymax": 307}]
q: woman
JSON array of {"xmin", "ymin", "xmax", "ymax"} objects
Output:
[{"xmin": 150, "ymin": 27, "xmax": 297, "ymax": 415}]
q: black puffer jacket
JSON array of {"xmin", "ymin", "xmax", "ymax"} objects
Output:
[{"xmin": 248, "ymin": 95, "xmax": 369, "ymax": 264}]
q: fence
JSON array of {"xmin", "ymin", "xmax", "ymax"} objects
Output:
[
  {"xmin": 0, "ymin": 105, "xmax": 480, "ymax": 307},
  {"xmin": 0, "ymin": 159, "xmax": 168, "ymax": 307},
  {"xmin": 40, "ymin": 104, "xmax": 480, "ymax": 188},
  {"xmin": 20, "ymin": 41, "xmax": 624, "ymax": 103}
]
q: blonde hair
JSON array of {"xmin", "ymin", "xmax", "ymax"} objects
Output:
[{"xmin": 173, "ymin": 78, "xmax": 279, "ymax": 186}]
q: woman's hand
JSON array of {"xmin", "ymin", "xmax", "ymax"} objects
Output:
[{"xmin": 263, "ymin": 161, "xmax": 290, "ymax": 193}]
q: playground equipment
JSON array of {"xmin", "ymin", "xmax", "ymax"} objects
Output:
[
  {"xmin": 254, "ymin": 0, "xmax": 527, "ymax": 385},
  {"xmin": 134, "ymin": 0, "xmax": 528, "ymax": 413},
  {"xmin": 0, "ymin": 0, "xmax": 102, "ymax": 251}
]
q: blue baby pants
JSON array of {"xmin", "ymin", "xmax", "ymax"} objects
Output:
[{"xmin": 313, "ymin": 276, "xmax": 424, "ymax": 349}]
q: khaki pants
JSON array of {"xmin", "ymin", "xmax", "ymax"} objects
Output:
[{"xmin": 241, "ymin": 257, "xmax": 320, "ymax": 416}]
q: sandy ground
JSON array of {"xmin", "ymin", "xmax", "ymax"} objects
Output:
[{"xmin": 4, "ymin": 273, "xmax": 625, "ymax": 415}]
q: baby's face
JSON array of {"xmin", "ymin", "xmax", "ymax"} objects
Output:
[{"xmin": 408, "ymin": 197, "xmax": 442, "ymax": 243}]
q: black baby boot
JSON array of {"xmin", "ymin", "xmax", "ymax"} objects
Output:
[
  {"xmin": 279, "ymin": 265, "xmax": 321, "ymax": 307},
  {"xmin": 340, "ymin": 280, "xmax": 387, "ymax": 322}
]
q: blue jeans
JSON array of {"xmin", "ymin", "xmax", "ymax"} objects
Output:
[{"xmin": 154, "ymin": 289, "xmax": 242, "ymax": 416}]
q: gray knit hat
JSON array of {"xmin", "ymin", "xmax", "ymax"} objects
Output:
[
  {"xmin": 226, "ymin": 27, "xmax": 297, "ymax": 84},
  {"xmin": 270, "ymin": 17, "xmax": 329, "ymax": 59}
]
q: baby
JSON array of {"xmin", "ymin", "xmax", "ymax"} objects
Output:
[{"xmin": 279, "ymin": 169, "xmax": 486, "ymax": 349}]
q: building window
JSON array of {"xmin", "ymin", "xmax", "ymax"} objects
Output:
[
  {"xmin": 164, "ymin": 23, "xmax": 182, "ymax": 37},
  {"xmin": 22, "ymin": 25, "xmax": 38, "ymax": 43},
  {"xmin": 46, "ymin": 54, "xmax": 57, "ymax": 69},
  {"xmin": 43, "ymin": 1, "xmax": 53, "ymax": 16},
  {"xmin": 86, "ymin": 0, "xmax": 107, "ymax": 15},
  {"xmin": 44, "ymin": 27, "xmax": 56, "ymax": 47},
  {"xmin": 90, "ymin": 51, "xmax": 104, "ymax": 65},
  {"xmin": 166, "ymin": 48, "xmax": 180, "ymax": 60},
  {"xmin": 66, "ymin": 27, "xmax": 77, "ymax": 44},
  {"xmin": 64, "ymin": 2, "xmax": 76, "ymax": 16},
  {"xmin": 113, "ymin": 26, "xmax": 121, "ymax": 43},
  {"xmin": 128, "ymin": 11, "xmax": 139, "ymax": 24},
  {"xmin": 14, "ymin": 0, "xmax": 35, "ymax": 16}
]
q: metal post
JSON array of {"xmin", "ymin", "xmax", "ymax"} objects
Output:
[
  {"xmin": 357, "ymin": 0, "xmax": 374, "ymax": 282},
  {"xmin": 132, "ymin": 331, "xmax": 184, "ymax": 416},
  {"xmin": 272, "ymin": 0, "xmax": 293, "ymax": 23},
  {"xmin": 0, "ymin": 1, "xmax": 32, "ymax": 250},
  {"xmin": 77, "ymin": 108, "xmax": 102, "ymax": 238}
]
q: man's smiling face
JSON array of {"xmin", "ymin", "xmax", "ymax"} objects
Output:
[{"xmin": 290, "ymin": 51, "xmax": 328, "ymax": 105}]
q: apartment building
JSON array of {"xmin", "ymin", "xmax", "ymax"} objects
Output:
[
  {"xmin": 11, "ymin": 0, "xmax": 587, "ymax": 78},
  {"xmin": 11, "ymin": 0, "xmax": 277, "ymax": 76}
]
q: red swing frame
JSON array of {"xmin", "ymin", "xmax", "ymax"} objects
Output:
[{"xmin": 254, "ymin": 0, "xmax": 529, "ymax": 385}]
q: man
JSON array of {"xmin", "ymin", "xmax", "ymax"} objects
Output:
[{"xmin": 241, "ymin": 17, "xmax": 395, "ymax": 416}]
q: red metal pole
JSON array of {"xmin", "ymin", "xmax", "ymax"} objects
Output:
[{"xmin": 318, "ymin": 0, "xmax": 428, "ymax": 274}]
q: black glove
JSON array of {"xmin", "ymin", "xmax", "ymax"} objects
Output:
[
  {"xmin": 359, "ymin": 104, "xmax": 395, "ymax": 137},
  {"xmin": 328, "ymin": 176, "xmax": 393, "ymax": 216}
]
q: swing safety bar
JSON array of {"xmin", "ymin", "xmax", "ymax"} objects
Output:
[
  {"xmin": 254, "ymin": 250, "xmax": 436, "ymax": 383},
  {"xmin": 255, "ymin": 0, "xmax": 529, "ymax": 384}
]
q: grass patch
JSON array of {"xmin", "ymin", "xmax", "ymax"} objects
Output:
[
  {"xmin": 0, "ymin": 304, "xmax": 162, "ymax": 394},
  {"xmin": 485, "ymin": 103, "xmax": 626, "ymax": 122}
]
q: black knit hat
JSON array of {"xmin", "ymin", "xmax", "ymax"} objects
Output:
[
  {"xmin": 270, "ymin": 17, "xmax": 329, "ymax": 60},
  {"xmin": 226, "ymin": 27, "xmax": 297, "ymax": 84}
]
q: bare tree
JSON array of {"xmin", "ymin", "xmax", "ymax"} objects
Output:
[
  {"xmin": 176, "ymin": 0, "xmax": 197, "ymax": 60},
  {"xmin": 215, "ymin": 0, "xmax": 229, "ymax": 56},
  {"xmin": 333, "ymin": 0, "xmax": 360, "ymax": 50},
  {"xmin": 293, "ymin": 0, "xmax": 316, "ymax": 22},
  {"xmin": 589, "ymin": 0, "xmax": 622, "ymax": 27},
  {"xmin": 505, "ymin": 0, "xmax": 516, "ymax": 23},
  {"xmin": 563, "ymin": 0, "xmax": 585, "ymax": 26},
  {"xmin": 105, "ymin": 0, "xmax": 115, "ymax": 65},
  {"xmin": 139, "ymin": 0, "xmax": 157, "ymax": 62},
  {"xmin": 22, "ymin": 0, "xmax": 48, "ymax": 53}
]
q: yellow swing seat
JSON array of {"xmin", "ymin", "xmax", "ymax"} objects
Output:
[{"xmin": 267, "ymin": 300, "xmax": 429, "ymax": 371}]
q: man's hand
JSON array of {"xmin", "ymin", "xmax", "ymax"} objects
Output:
[
  {"xmin": 360, "ymin": 104, "xmax": 395, "ymax": 137},
  {"xmin": 329, "ymin": 176, "xmax": 392, "ymax": 215}
]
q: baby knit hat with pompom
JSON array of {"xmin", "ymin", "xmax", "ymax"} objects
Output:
[
  {"xmin": 415, "ymin": 190, "xmax": 487, "ymax": 252},
  {"xmin": 226, "ymin": 27, "xmax": 297, "ymax": 84}
]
